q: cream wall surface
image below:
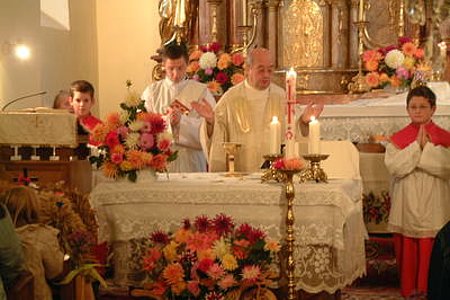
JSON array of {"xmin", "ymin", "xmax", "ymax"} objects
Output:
[
  {"xmin": 0, "ymin": 0, "xmax": 97, "ymax": 111},
  {"xmin": 96, "ymin": 0, "xmax": 161, "ymax": 118}
]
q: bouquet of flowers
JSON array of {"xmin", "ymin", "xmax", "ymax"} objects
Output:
[
  {"xmin": 139, "ymin": 214, "xmax": 280, "ymax": 299},
  {"xmin": 89, "ymin": 81, "xmax": 177, "ymax": 182},
  {"xmin": 363, "ymin": 37, "xmax": 430, "ymax": 90},
  {"xmin": 187, "ymin": 42, "xmax": 245, "ymax": 96}
]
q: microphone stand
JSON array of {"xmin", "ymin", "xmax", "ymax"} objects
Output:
[{"xmin": 1, "ymin": 91, "xmax": 47, "ymax": 111}]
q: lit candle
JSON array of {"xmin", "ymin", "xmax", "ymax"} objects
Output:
[
  {"xmin": 358, "ymin": 0, "xmax": 364, "ymax": 21},
  {"xmin": 286, "ymin": 67, "xmax": 297, "ymax": 103},
  {"xmin": 284, "ymin": 67, "xmax": 297, "ymax": 158},
  {"xmin": 242, "ymin": 0, "xmax": 248, "ymax": 26},
  {"xmin": 269, "ymin": 116, "xmax": 281, "ymax": 154},
  {"xmin": 308, "ymin": 116, "xmax": 321, "ymax": 154},
  {"xmin": 285, "ymin": 140, "xmax": 296, "ymax": 159}
]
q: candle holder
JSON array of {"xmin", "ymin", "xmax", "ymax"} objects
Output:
[
  {"xmin": 261, "ymin": 154, "xmax": 284, "ymax": 183},
  {"xmin": 276, "ymin": 169, "xmax": 302, "ymax": 300},
  {"xmin": 299, "ymin": 154, "xmax": 329, "ymax": 183},
  {"xmin": 222, "ymin": 142, "xmax": 242, "ymax": 177},
  {"xmin": 348, "ymin": 21, "xmax": 370, "ymax": 94},
  {"xmin": 10, "ymin": 145, "xmax": 22, "ymax": 161}
]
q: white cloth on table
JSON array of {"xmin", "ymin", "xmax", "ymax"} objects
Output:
[
  {"xmin": 142, "ymin": 77, "xmax": 216, "ymax": 172},
  {"xmin": 385, "ymin": 141, "xmax": 450, "ymax": 238}
]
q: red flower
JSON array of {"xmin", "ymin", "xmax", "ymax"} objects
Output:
[
  {"xmin": 105, "ymin": 131, "xmax": 120, "ymax": 148},
  {"xmin": 197, "ymin": 258, "xmax": 214, "ymax": 273},
  {"xmin": 150, "ymin": 230, "xmax": 170, "ymax": 245},
  {"xmin": 209, "ymin": 42, "xmax": 221, "ymax": 53},
  {"xmin": 212, "ymin": 213, "xmax": 234, "ymax": 236},
  {"xmin": 215, "ymin": 72, "xmax": 228, "ymax": 85},
  {"xmin": 194, "ymin": 215, "xmax": 211, "ymax": 232}
]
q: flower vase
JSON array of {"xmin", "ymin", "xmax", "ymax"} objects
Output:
[{"xmin": 137, "ymin": 169, "xmax": 158, "ymax": 182}]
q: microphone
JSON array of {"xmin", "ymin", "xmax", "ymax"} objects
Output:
[{"xmin": 1, "ymin": 91, "xmax": 47, "ymax": 111}]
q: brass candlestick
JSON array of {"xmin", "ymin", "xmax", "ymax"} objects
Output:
[
  {"xmin": 299, "ymin": 154, "xmax": 329, "ymax": 183},
  {"xmin": 277, "ymin": 169, "xmax": 301, "ymax": 300},
  {"xmin": 261, "ymin": 154, "xmax": 284, "ymax": 183},
  {"xmin": 222, "ymin": 142, "xmax": 242, "ymax": 176},
  {"xmin": 348, "ymin": 20, "xmax": 370, "ymax": 94}
]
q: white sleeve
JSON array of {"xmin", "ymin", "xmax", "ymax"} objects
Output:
[
  {"xmin": 418, "ymin": 143, "xmax": 450, "ymax": 180},
  {"xmin": 141, "ymin": 85, "xmax": 154, "ymax": 112},
  {"xmin": 384, "ymin": 141, "xmax": 421, "ymax": 178}
]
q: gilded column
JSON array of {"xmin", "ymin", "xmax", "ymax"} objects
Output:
[
  {"xmin": 266, "ymin": 0, "xmax": 281, "ymax": 66},
  {"xmin": 252, "ymin": 0, "xmax": 265, "ymax": 49},
  {"xmin": 349, "ymin": 0, "xmax": 359, "ymax": 68},
  {"xmin": 320, "ymin": 0, "xmax": 331, "ymax": 68},
  {"xmin": 226, "ymin": 0, "xmax": 240, "ymax": 49}
]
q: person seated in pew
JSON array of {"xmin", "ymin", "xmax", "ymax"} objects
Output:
[
  {"xmin": 0, "ymin": 203, "xmax": 25, "ymax": 300},
  {"xmin": 384, "ymin": 86, "xmax": 450, "ymax": 299},
  {"xmin": 0, "ymin": 186, "xmax": 65, "ymax": 300},
  {"xmin": 52, "ymin": 90, "xmax": 72, "ymax": 112},
  {"xmin": 208, "ymin": 48, "xmax": 323, "ymax": 172}
]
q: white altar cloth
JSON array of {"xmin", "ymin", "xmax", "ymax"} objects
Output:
[{"xmin": 90, "ymin": 173, "xmax": 367, "ymax": 293}]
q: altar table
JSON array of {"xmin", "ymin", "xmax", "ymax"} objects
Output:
[{"xmin": 90, "ymin": 172, "xmax": 367, "ymax": 294}]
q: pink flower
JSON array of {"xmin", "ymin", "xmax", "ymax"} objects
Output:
[
  {"xmin": 207, "ymin": 263, "xmax": 225, "ymax": 280},
  {"xmin": 116, "ymin": 126, "xmax": 129, "ymax": 139},
  {"xmin": 141, "ymin": 122, "xmax": 152, "ymax": 133},
  {"xmin": 139, "ymin": 133, "xmax": 154, "ymax": 149},
  {"xmin": 396, "ymin": 67, "xmax": 410, "ymax": 80},
  {"xmin": 242, "ymin": 265, "xmax": 261, "ymax": 283},
  {"xmin": 218, "ymin": 274, "xmax": 237, "ymax": 289},
  {"xmin": 205, "ymin": 68, "xmax": 214, "ymax": 75},
  {"xmin": 111, "ymin": 152, "xmax": 124, "ymax": 165},
  {"xmin": 192, "ymin": 74, "xmax": 200, "ymax": 81}
]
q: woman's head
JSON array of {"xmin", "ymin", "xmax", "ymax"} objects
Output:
[
  {"xmin": 53, "ymin": 90, "xmax": 72, "ymax": 111},
  {"xmin": 0, "ymin": 186, "xmax": 40, "ymax": 227},
  {"xmin": 406, "ymin": 86, "xmax": 437, "ymax": 125}
]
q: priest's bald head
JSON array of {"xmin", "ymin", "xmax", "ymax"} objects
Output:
[{"xmin": 245, "ymin": 48, "xmax": 274, "ymax": 90}]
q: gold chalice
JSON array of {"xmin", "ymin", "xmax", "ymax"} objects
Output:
[
  {"xmin": 299, "ymin": 154, "xmax": 329, "ymax": 183},
  {"xmin": 222, "ymin": 142, "xmax": 242, "ymax": 177}
]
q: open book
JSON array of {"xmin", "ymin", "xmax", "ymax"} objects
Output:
[{"xmin": 170, "ymin": 81, "xmax": 207, "ymax": 114}]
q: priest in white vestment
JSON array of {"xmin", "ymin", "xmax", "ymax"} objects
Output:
[
  {"xmin": 384, "ymin": 86, "xmax": 450, "ymax": 298},
  {"xmin": 142, "ymin": 43, "xmax": 216, "ymax": 172},
  {"xmin": 209, "ymin": 48, "xmax": 322, "ymax": 172}
]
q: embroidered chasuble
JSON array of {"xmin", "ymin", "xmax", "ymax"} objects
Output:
[
  {"xmin": 210, "ymin": 81, "xmax": 297, "ymax": 172},
  {"xmin": 142, "ymin": 77, "xmax": 216, "ymax": 172}
]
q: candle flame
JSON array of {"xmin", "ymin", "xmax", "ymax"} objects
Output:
[
  {"xmin": 310, "ymin": 116, "xmax": 316, "ymax": 122},
  {"xmin": 271, "ymin": 116, "xmax": 279, "ymax": 123}
]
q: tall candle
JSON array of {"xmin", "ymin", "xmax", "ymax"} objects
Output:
[
  {"xmin": 286, "ymin": 67, "xmax": 297, "ymax": 103},
  {"xmin": 269, "ymin": 116, "xmax": 281, "ymax": 154},
  {"xmin": 308, "ymin": 116, "xmax": 321, "ymax": 154}
]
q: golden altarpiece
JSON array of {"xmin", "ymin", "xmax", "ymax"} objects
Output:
[{"xmin": 155, "ymin": 0, "xmax": 450, "ymax": 93}]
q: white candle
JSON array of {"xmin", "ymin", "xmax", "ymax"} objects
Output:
[
  {"xmin": 286, "ymin": 67, "xmax": 297, "ymax": 104},
  {"xmin": 308, "ymin": 116, "xmax": 321, "ymax": 154},
  {"xmin": 269, "ymin": 116, "xmax": 281, "ymax": 154},
  {"xmin": 285, "ymin": 140, "xmax": 296, "ymax": 159}
]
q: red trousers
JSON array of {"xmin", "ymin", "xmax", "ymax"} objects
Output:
[{"xmin": 393, "ymin": 234, "xmax": 434, "ymax": 297}]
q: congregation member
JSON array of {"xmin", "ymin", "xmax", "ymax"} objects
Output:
[
  {"xmin": 208, "ymin": 48, "xmax": 323, "ymax": 172},
  {"xmin": 52, "ymin": 89, "xmax": 72, "ymax": 111},
  {"xmin": 1, "ymin": 186, "xmax": 65, "ymax": 300},
  {"xmin": 0, "ymin": 203, "xmax": 24, "ymax": 300},
  {"xmin": 142, "ymin": 43, "xmax": 216, "ymax": 172},
  {"xmin": 384, "ymin": 86, "xmax": 450, "ymax": 299}
]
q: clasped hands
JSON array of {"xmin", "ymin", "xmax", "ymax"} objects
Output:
[{"xmin": 417, "ymin": 124, "xmax": 430, "ymax": 149}]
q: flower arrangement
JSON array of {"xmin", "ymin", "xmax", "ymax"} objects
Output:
[
  {"xmin": 89, "ymin": 81, "xmax": 177, "ymax": 182},
  {"xmin": 139, "ymin": 214, "xmax": 280, "ymax": 299},
  {"xmin": 363, "ymin": 37, "xmax": 430, "ymax": 90},
  {"xmin": 272, "ymin": 157, "xmax": 306, "ymax": 171},
  {"xmin": 187, "ymin": 42, "xmax": 245, "ymax": 96}
]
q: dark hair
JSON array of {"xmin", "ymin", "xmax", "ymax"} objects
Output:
[
  {"xmin": 162, "ymin": 43, "xmax": 189, "ymax": 62},
  {"xmin": 70, "ymin": 80, "xmax": 95, "ymax": 98},
  {"xmin": 406, "ymin": 86, "xmax": 436, "ymax": 107}
]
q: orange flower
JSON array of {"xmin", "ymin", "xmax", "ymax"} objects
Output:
[
  {"xmin": 148, "ymin": 154, "xmax": 167, "ymax": 171},
  {"xmin": 111, "ymin": 144, "xmax": 125, "ymax": 155},
  {"xmin": 187, "ymin": 61, "xmax": 200, "ymax": 73},
  {"xmin": 414, "ymin": 48, "xmax": 425, "ymax": 59},
  {"xmin": 106, "ymin": 112, "xmax": 122, "ymax": 129},
  {"xmin": 90, "ymin": 123, "xmax": 109, "ymax": 144},
  {"xmin": 231, "ymin": 52, "xmax": 245, "ymax": 66},
  {"xmin": 390, "ymin": 75, "xmax": 401, "ymax": 87},
  {"xmin": 231, "ymin": 73, "xmax": 245, "ymax": 85},
  {"xmin": 162, "ymin": 263, "xmax": 184, "ymax": 285},
  {"xmin": 206, "ymin": 80, "xmax": 221, "ymax": 94},
  {"xmin": 126, "ymin": 149, "xmax": 146, "ymax": 169},
  {"xmin": 171, "ymin": 281, "xmax": 186, "ymax": 295},
  {"xmin": 102, "ymin": 161, "xmax": 118, "ymax": 178},
  {"xmin": 402, "ymin": 42, "xmax": 417, "ymax": 56},
  {"xmin": 362, "ymin": 49, "xmax": 382, "ymax": 62},
  {"xmin": 189, "ymin": 49, "xmax": 203, "ymax": 61},
  {"xmin": 217, "ymin": 53, "xmax": 231, "ymax": 70},
  {"xmin": 365, "ymin": 72, "xmax": 380, "ymax": 88},
  {"xmin": 379, "ymin": 73, "xmax": 390, "ymax": 83},
  {"xmin": 364, "ymin": 60, "xmax": 379, "ymax": 72},
  {"xmin": 174, "ymin": 228, "xmax": 192, "ymax": 244}
]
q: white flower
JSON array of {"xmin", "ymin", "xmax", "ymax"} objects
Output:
[
  {"xmin": 125, "ymin": 132, "xmax": 140, "ymax": 149},
  {"xmin": 125, "ymin": 90, "xmax": 142, "ymax": 107},
  {"xmin": 119, "ymin": 111, "xmax": 130, "ymax": 124},
  {"xmin": 199, "ymin": 52, "xmax": 217, "ymax": 69},
  {"xmin": 128, "ymin": 120, "xmax": 144, "ymax": 132},
  {"xmin": 385, "ymin": 49, "xmax": 405, "ymax": 69}
]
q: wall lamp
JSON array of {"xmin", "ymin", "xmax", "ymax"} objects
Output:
[{"xmin": 2, "ymin": 41, "xmax": 32, "ymax": 60}]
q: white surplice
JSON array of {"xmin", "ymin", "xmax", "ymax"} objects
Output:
[
  {"xmin": 385, "ymin": 141, "xmax": 450, "ymax": 238},
  {"xmin": 209, "ymin": 81, "xmax": 305, "ymax": 173},
  {"xmin": 142, "ymin": 77, "xmax": 216, "ymax": 172}
]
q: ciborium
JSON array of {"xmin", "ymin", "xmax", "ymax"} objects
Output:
[
  {"xmin": 299, "ymin": 154, "xmax": 329, "ymax": 183},
  {"xmin": 222, "ymin": 142, "xmax": 241, "ymax": 177},
  {"xmin": 261, "ymin": 154, "xmax": 284, "ymax": 183}
]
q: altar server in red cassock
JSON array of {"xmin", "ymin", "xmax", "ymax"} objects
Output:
[{"xmin": 384, "ymin": 86, "xmax": 450, "ymax": 298}]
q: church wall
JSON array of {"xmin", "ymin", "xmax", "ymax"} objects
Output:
[
  {"xmin": 0, "ymin": 0, "xmax": 97, "ymax": 111},
  {"xmin": 96, "ymin": 0, "xmax": 161, "ymax": 119}
]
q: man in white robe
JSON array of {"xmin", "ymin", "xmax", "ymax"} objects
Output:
[
  {"xmin": 209, "ymin": 48, "xmax": 323, "ymax": 172},
  {"xmin": 142, "ymin": 43, "xmax": 215, "ymax": 172}
]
